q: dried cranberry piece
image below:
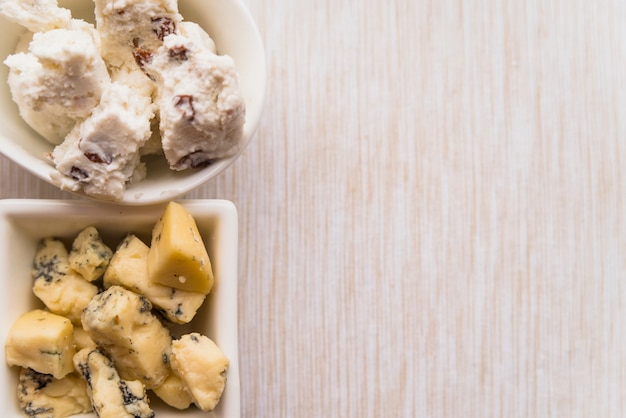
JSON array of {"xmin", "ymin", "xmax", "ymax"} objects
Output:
[
  {"xmin": 70, "ymin": 166, "xmax": 89, "ymax": 181},
  {"xmin": 173, "ymin": 95, "xmax": 195, "ymax": 121},
  {"xmin": 133, "ymin": 48, "xmax": 154, "ymax": 70},
  {"xmin": 84, "ymin": 152, "xmax": 112, "ymax": 164},
  {"xmin": 79, "ymin": 137, "xmax": 114, "ymax": 165},
  {"xmin": 168, "ymin": 45, "xmax": 188, "ymax": 61},
  {"xmin": 177, "ymin": 151, "xmax": 217, "ymax": 169},
  {"xmin": 152, "ymin": 17, "xmax": 176, "ymax": 41}
]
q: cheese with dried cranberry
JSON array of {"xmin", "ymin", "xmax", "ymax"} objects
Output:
[{"xmin": 145, "ymin": 27, "xmax": 245, "ymax": 170}]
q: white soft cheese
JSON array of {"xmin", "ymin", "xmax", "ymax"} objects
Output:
[
  {"xmin": 4, "ymin": 25, "xmax": 110, "ymax": 144},
  {"xmin": 147, "ymin": 30, "xmax": 246, "ymax": 170},
  {"xmin": 94, "ymin": 0, "xmax": 182, "ymax": 71},
  {"xmin": 50, "ymin": 81, "xmax": 154, "ymax": 200},
  {"xmin": 0, "ymin": 0, "xmax": 72, "ymax": 32}
]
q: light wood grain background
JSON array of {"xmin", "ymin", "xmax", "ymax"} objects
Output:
[{"xmin": 2, "ymin": 0, "xmax": 626, "ymax": 416}]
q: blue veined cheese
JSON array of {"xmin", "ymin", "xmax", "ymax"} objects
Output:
[
  {"xmin": 68, "ymin": 226, "xmax": 112, "ymax": 282},
  {"xmin": 5, "ymin": 310, "xmax": 76, "ymax": 379},
  {"xmin": 151, "ymin": 372, "xmax": 193, "ymax": 410},
  {"xmin": 170, "ymin": 333, "xmax": 229, "ymax": 411},
  {"xmin": 17, "ymin": 368, "xmax": 91, "ymax": 418},
  {"xmin": 31, "ymin": 237, "xmax": 69, "ymax": 282},
  {"xmin": 74, "ymin": 348, "xmax": 154, "ymax": 418},
  {"xmin": 104, "ymin": 234, "xmax": 206, "ymax": 324},
  {"xmin": 81, "ymin": 286, "xmax": 171, "ymax": 389},
  {"xmin": 31, "ymin": 238, "xmax": 99, "ymax": 324}
]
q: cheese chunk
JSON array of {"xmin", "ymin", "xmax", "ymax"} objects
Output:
[
  {"xmin": 3, "ymin": 23, "xmax": 111, "ymax": 145},
  {"xmin": 68, "ymin": 226, "xmax": 112, "ymax": 282},
  {"xmin": 49, "ymin": 80, "xmax": 154, "ymax": 201},
  {"xmin": 72, "ymin": 325, "xmax": 97, "ymax": 351},
  {"xmin": 93, "ymin": 0, "xmax": 182, "ymax": 70},
  {"xmin": 32, "ymin": 238, "xmax": 99, "ymax": 323},
  {"xmin": 5, "ymin": 310, "xmax": 75, "ymax": 379},
  {"xmin": 147, "ymin": 201, "xmax": 214, "ymax": 294},
  {"xmin": 74, "ymin": 348, "xmax": 154, "ymax": 418},
  {"xmin": 0, "ymin": 0, "xmax": 72, "ymax": 32},
  {"xmin": 145, "ymin": 26, "xmax": 245, "ymax": 170},
  {"xmin": 105, "ymin": 234, "xmax": 206, "ymax": 323},
  {"xmin": 151, "ymin": 372, "xmax": 193, "ymax": 410},
  {"xmin": 170, "ymin": 333, "xmax": 229, "ymax": 411},
  {"xmin": 17, "ymin": 368, "xmax": 91, "ymax": 418},
  {"xmin": 81, "ymin": 286, "xmax": 171, "ymax": 388},
  {"xmin": 31, "ymin": 237, "xmax": 70, "ymax": 282}
]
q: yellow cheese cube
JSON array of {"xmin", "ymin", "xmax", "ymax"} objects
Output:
[
  {"xmin": 147, "ymin": 201, "xmax": 214, "ymax": 294},
  {"xmin": 5, "ymin": 310, "xmax": 76, "ymax": 379}
]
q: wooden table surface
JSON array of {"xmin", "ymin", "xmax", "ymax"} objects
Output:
[{"xmin": 2, "ymin": 0, "xmax": 625, "ymax": 416}]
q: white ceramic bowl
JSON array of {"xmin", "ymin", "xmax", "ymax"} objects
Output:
[
  {"xmin": 0, "ymin": 0, "xmax": 266, "ymax": 205},
  {"xmin": 0, "ymin": 199, "xmax": 239, "ymax": 417}
]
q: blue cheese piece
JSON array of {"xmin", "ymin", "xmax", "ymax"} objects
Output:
[
  {"xmin": 17, "ymin": 368, "xmax": 91, "ymax": 418},
  {"xmin": 31, "ymin": 237, "xmax": 69, "ymax": 282},
  {"xmin": 93, "ymin": 0, "xmax": 182, "ymax": 70},
  {"xmin": 170, "ymin": 333, "xmax": 229, "ymax": 411},
  {"xmin": 151, "ymin": 372, "xmax": 193, "ymax": 410},
  {"xmin": 104, "ymin": 234, "xmax": 206, "ymax": 324},
  {"xmin": 74, "ymin": 348, "xmax": 154, "ymax": 418},
  {"xmin": 68, "ymin": 226, "xmax": 112, "ymax": 282},
  {"xmin": 31, "ymin": 238, "xmax": 99, "ymax": 323},
  {"xmin": 81, "ymin": 286, "xmax": 171, "ymax": 389},
  {"xmin": 5, "ymin": 310, "xmax": 76, "ymax": 379}
]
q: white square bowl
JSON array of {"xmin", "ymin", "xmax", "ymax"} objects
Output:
[{"xmin": 0, "ymin": 199, "xmax": 239, "ymax": 417}]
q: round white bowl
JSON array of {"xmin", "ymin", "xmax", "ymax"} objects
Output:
[{"xmin": 0, "ymin": 0, "xmax": 266, "ymax": 205}]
